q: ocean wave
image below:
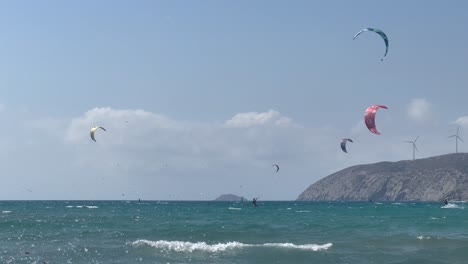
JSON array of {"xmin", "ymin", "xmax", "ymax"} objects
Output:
[
  {"xmin": 263, "ymin": 243, "xmax": 333, "ymax": 251},
  {"xmin": 295, "ymin": 210, "xmax": 311, "ymax": 213},
  {"xmin": 65, "ymin": 205, "xmax": 98, "ymax": 209},
  {"xmin": 2, "ymin": 211, "xmax": 12, "ymax": 213},
  {"xmin": 417, "ymin": 236, "xmax": 431, "ymax": 240},
  {"xmin": 228, "ymin": 207, "xmax": 241, "ymax": 210},
  {"xmin": 441, "ymin": 203, "xmax": 463, "ymax": 209},
  {"xmin": 132, "ymin": 240, "xmax": 332, "ymax": 253}
]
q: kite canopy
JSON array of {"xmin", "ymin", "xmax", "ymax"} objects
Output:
[
  {"xmin": 272, "ymin": 164, "xmax": 279, "ymax": 173},
  {"xmin": 340, "ymin": 138, "xmax": 354, "ymax": 153},
  {"xmin": 353, "ymin": 28, "xmax": 389, "ymax": 61},
  {"xmin": 364, "ymin": 105, "xmax": 388, "ymax": 135},
  {"xmin": 90, "ymin": 126, "xmax": 106, "ymax": 142}
]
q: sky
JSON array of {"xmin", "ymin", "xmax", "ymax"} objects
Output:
[{"xmin": 0, "ymin": 0, "xmax": 467, "ymax": 200}]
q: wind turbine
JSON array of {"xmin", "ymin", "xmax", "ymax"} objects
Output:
[
  {"xmin": 449, "ymin": 126, "xmax": 463, "ymax": 153},
  {"xmin": 404, "ymin": 136, "xmax": 419, "ymax": 161}
]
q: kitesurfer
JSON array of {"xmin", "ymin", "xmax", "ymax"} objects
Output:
[
  {"xmin": 364, "ymin": 105, "xmax": 388, "ymax": 135},
  {"xmin": 272, "ymin": 164, "xmax": 279, "ymax": 173},
  {"xmin": 353, "ymin": 28, "xmax": 389, "ymax": 61},
  {"xmin": 252, "ymin": 198, "xmax": 258, "ymax": 208},
  {"xmin": 341, "ymin": 138, "xmax": 353, "ymax": 153},
  {"xmin": 444, "ymin": 199, "xmax": 448, "ymax": 206},
  {"xmin": 90, "ymin": 126, "xmax": 106, "ymax": 142}
]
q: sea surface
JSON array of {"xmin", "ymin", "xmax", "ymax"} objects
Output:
[{"xmin": 0, "ymin": 201, "xmax": 467, "ymax": 264}]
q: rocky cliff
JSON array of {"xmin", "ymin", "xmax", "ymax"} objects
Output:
[{"xmin": 297, "ymin": 153, "xmax": 468, "ymax": 201}]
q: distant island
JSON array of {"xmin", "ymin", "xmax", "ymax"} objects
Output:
[
  {"xmin": 214, "ymin": 194, "xmax": 246, "ymax": 201},
  {"xmin": 297, "ymin": 153, "xmax": 468, "ymax": 202}
]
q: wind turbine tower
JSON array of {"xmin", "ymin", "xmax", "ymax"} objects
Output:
[
  {"xmin": 404, "ymin": 136, "xmax": 419, "ymax": 161},
  {"xmin": 449, "ymin": 126, "xmax": 463, "ymax": 153}
]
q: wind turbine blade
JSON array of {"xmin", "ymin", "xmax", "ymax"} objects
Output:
[
  {"xmin": 458, "ymin": 136, "xmax": 464, "ymax": 142},
  {"xmin": 449, "ymin": 135, "xmax": 456, "ymax": 138},
  {"xmin": 457, "ymin": 126, "xmax": 460, "ymax": 135},
  {"xmin": 414, "ymin": 144, "xmax": 419, "ymax": 152},
  {"xmin": 404, "ymin": 141, "xmax": 412, "ymax": 143},
  {"xmin": 414, "ymin": 136, "xmax": 419, "ymax": 143}
]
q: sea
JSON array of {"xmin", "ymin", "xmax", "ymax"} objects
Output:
[{"xmin": 0, "ymin": 201, "xmax": 467, "ymax": 264}]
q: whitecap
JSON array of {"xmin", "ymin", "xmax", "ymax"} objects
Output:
[
  {"xmin": 65, "ymin": 206, "xmax": 74, "ymax": 208},
  {"xmin": 417, "ymin": 236, "xmax": 431, "ymax": 240},
  {"xmin": 295, "ymin": 210, "xmax": 310, "ymax": 213},
  {"xmin": 132, "ymin": 239, "xmax": 332, "ymax": 253},
  {"xmin": 263, "ymin": 243, "xmax": 333, "ymax": 251},
  {"xmin": 132, "ymin": 240, "xmax": 246, "ymax": 252},
  {"xmin": 2, "ymin": 211, "xmax": 12, "ymax": 213},
  {"xmin": 86, "ymin": 206, "xmax": 98, "ymax": 209},
  {"xmin": 441, "ymin": 203, "xmax": 463, "ymax": 209},
  {"xmin": 228, "ymin": 207, "xmax": 241, "ymax": 210}
]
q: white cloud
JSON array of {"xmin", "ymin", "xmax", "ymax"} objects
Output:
[
  {"xmin": 0, "ymin": 106, "xmax": 457, "ymax": 200},
  {"xmin": 407, "ymin": 98, "xmax": 433, "ymax": 123},
  {"xmin": 224, "ymin": 109, "xmax": 295, "ymax": 128},
  {"xmin": 454, "ymin": 116, "xmax": 468, "ymax": 128}
]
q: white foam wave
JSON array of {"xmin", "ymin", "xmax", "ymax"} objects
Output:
[
  {"xmin": 132, "ymin": 240, "xmax": 332, "ymax": 253},
  {"xmin": 263, "ymin": 243, "xmax": 333, "ymax": 251},
  {"xmin": 66, "ymin": 205, "xmax": 98, "ymax": 209},
  {"xmin": 417, "ymin": 236, "xmax": 431, "ymax": 240},
  {"xmin": 2, "ymin": 211, "xmax": 12, "ymax": 213},
  {"xmin": 132, "ymin": 240, "xmax": 247, "ymax": 252},
  {"xmin": 295, "ymin": 210, "xmax": 311, "ymax": 213},
  {"xmin": 228, "ymin": 207, "xmax": 241, "ymax": 210},
  {"xmin": 441, "ymin": 203, "xmax": 463, "ymax": 209}
]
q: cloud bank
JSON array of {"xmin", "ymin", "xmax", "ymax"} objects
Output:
[
  {"xmin": 407, "ymin": 98, "xmax": 433, "ymax": 124},
  {"xmin": 0, "ymin": 105, "xmax": 461, "ymax": 200}
]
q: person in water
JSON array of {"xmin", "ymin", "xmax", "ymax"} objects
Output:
[
  {"xmin": 444, "ymin": 199, "xmax": 448, "ymax": 205},
  {"xmin": 252, "ymin": 198, "xmax": 258, "ymax": 207}
]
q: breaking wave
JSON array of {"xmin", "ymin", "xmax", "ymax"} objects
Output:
[
  {"xmin": 417, "ymin": 236, "xmax": 431, "ymax": 240},
  {"xmin": 132, "ymin": 239, "xmax": 332, "ymax": 252},
  {"xmin": 65, "ymin": 205, "xmax": 99, "ymax": 209},
  {"xmin": 441, "ymin": 203, "xmax": 463, "ymax": 209}
]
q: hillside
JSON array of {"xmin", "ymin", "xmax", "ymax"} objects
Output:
[
  {"xmin": 297, "ymin": 153, "xmax": 468, "ymax": 201},
  {"xmin": 214, "ymin": 194, "xmax": 246, "ymax": 201}
]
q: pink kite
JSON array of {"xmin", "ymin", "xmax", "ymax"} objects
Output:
[{"xmin": 364, "ymin": 105, "xmax": 388, "ymax": 135}]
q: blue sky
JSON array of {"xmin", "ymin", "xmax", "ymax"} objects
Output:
[{"xmin": 0, "ymin": 1, "xmax": 467, "ymax": 200}]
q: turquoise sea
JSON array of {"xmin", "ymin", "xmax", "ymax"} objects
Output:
[{"xmin": 0, "ymin": 201, "xmax": 467, "ymax": 264}]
